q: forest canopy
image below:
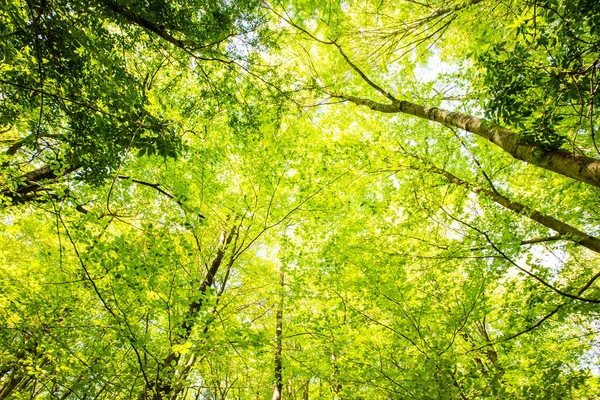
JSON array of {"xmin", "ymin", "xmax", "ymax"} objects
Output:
[{"xmin": 1, "ymin": 0, "xmax": 600, "ymax": 399}]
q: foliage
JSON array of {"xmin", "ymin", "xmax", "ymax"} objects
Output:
[
  {"xmin": 475, "ymin": 0, "xmax": 600, "ymax": 152},
  {"xmin": 0, "ymin": 0, "xmax": 267, "ymax": 187}
]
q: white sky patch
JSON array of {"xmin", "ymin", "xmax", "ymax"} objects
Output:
[
  {"xmin": 520, "ymin": 245, "xmax": 568, "ymax": 283},
  {"xmin": 287, "ymin": 259, "xmax": 298, "ymax": 270},
  {"xmin": 385, "ymin": 205, "xmax": 406, "ymax": 226},
  {"xmin": 414, "ymin": 48, "xmax": 458, "ymax": 83},
  {"xmin": 285, "ymin": 224, "xmax": 296, "ymax": 238},
  {"xmin": 255, "ymin": 248, "xmax": 268, "ymax": 259},
  {"xmin": 579, "ymin": 320, "xmax": 600, "ymax": 376},
  {"xmin": 444, "ymin": 219, "xmax": 465, "ymax": 241},
  {"xmin": 254, "ymin": 243, "xmax": 281, "ymax": 263}
]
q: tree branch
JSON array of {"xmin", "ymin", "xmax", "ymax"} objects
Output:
[
  {"xmin": 1, "ymin": 165, "xmax": 80, "ymax": 205},
  {"xmin": 420, "ymin": 163, "xmax": 600, "ymax": 254},
  {"xmin": 116, "ymin": 175, "xmax": 204, "ymax": 218},
  {"xmin": 100, "ymin": 0, "xmax": 195, "ymax": 49},
  {"xmin": 333, "ymin": 90, "xmax": 600, "ymax": 188}
]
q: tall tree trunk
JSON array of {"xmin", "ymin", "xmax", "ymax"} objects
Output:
[
  {"xmin": 330, "ymin": 352, "xmax": 342, "ymax": 399},
  {"xmin": 272, "ymin": 268, "xmax": 284, "ymax": 400},
  {"xmin": 302, "ymin": 379, "xmax": 309, "ymax": 400}
]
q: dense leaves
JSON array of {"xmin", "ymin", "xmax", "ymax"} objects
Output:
[
  {"xmin": 477, "ymin": 0, "xmax": 600, "ymax": 152},
  {"xmin": 1, "ymin": 1, "xmax": 600, "ymax": 399},
  {"xmin": 0, "ymin": 0, "xmax": 266, "ymax": 194}
]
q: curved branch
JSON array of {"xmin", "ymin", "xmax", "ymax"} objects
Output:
[
  {"xmin": 116, "ymin": 175, "xmax": 204, "ymax": 218},
  {"xmin": 100, "ymin": 0, "xmax": 196, "ymax": 49}
]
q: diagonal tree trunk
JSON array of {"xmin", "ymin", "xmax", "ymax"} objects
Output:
[
  {"xmin": 146, "ymin": 226, "xmax": 238, "ymax": 400},
  {"xmin": 100, "ymin": 0, "xmax": 195, "ymax": 49},
  {"xmin": 323, "ymin": 43, "xmax": 600, "ymax": 188},
  {"xmin": 1, "ymin": 165, "xmax": 80, "ymax": 205},
  {"xmin": 337, "ymin": 93, "xmax": 600, "ymax": 188},
  {"xmin": 424, "ymin": 163, "xmax": 600, "ymax": 254}
]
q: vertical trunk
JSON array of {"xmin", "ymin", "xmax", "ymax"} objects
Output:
[
  {"xmin": 330, "ymin": 353, "xmax": 342, "ymax": 399},
  {"xmin": 477, "ymin": 320, "xmax": 504, "ymax": 385},
  {"xmin": 272, "ymin": 268, "xmax": 284, "ymax": 400},
  {"xmin": 302, "ymin": 379, "xmax": 309, "ymax": 400}
]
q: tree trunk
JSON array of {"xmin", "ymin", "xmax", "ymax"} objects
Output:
[
  {"xmin": 272, "ymin": 268, "xmax": 284, "ymax": 400},
  {"xmin": 100, "ymin": 0, "xmax": 195, "ymax": 49},
  {"xmin": 302, "ymin": 379, "xmax": 309, "ymax": 400},
  {"xmin": 338, "ymin": 94, "xmax": 600, "ymax": 188},
  {"xmin": 429, "ymin": 165, "xmax": 600, "ymax": 254},
  {"xmin": 147, "ymin": 227, "xmax": 237, "ymax": 399},
  {"xmin": 1, "ymin": 165, "xmax": 80, "ymax": 205}
]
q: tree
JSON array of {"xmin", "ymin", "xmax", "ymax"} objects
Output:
[
  {"xmin": 276, "ymin": 0, "xmax": 600, "ymax": 186},
  {"xmin": 1, "ymin": 0, "xmax": 268, "ymax": 206},
  {"xmin": 275, "ymin": 0, "xmax": 600, "ymax": 282}
]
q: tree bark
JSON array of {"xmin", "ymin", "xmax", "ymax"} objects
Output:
[
  {"xmin": 272, "ymin": 269, "xmax": 284, "ymax": 400},
  {"xmin": 147, "ymin": 227, "xmax": 237, "ymax": 400},
  {"xmin": 100, "ymin": 0, "xmax": 195, "ymax": 49},
  {"xmin": 337, "ymin": 94, "xmax": 600, "ymax": 188},
  {"xmin": 1, "ymin": 165, "xmax": 80, "ymax": 205},
  {"xmin": 429, "ymin": 165, "xmax": 600, "ymax": 254}
]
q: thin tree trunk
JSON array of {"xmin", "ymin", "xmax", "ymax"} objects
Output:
[
  {"xmin": 330, "ymin": 353, "xmax": 342, "ymax": 399},
  {"xmin": 428, "ymin": 165, "xmax": 600, "ymax": 254},
  {"xmin": 147, "ymin": 226, "xmax": 237, "ymax": 400},
  {"xmin": 476, "ymin": 320, "xmax": 503, "ymax": 379},
  {"xmin": 0, "ymin": 372, "xmax": 28, "ymax": 400},
  {"xmin": 302, "ymin": 379, "xmax": 309, "ymax": 400},
  {"xmin": 272, "ymin": 268, "xmax": 284, "ymax": 400}
]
